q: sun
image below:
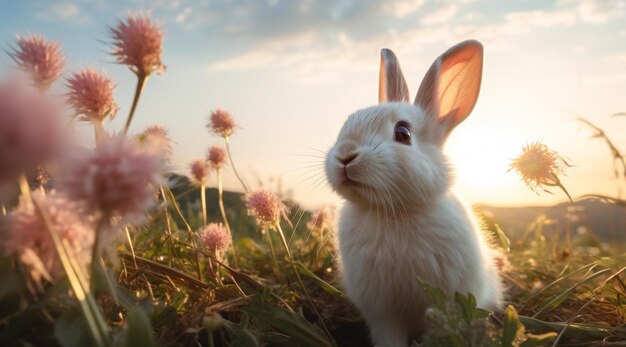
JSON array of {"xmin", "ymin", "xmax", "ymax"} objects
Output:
[{"xmin": 444, "ymin": 128, "xmax": 521, "ymax": 205}]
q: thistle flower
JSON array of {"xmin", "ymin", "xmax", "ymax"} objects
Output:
[
  {"xmin": 66, "ymin": 68, "xmax": 118, "ymax": 123},
  {"xmin": 0, "ymin": 78, "xmax": 64, "ymax": 193},
  {"xmin": 245, "ymin": 189, "xmax": 286, "ymax": 228},
  {"xmin": 200, "ymin": 223, "xmax": 232, "ymax": 253},
  {"xmin": 59, "ymin": 133, "xmax": 165, "ymax": 224},
  {"xmin": 2, "ymin": 190, "xmax": 94, "ymax": 282},
  {"xmin": 137, "ymin": 124, "xmax": 173, "ymax": 162},
  {"xmin": 307, "ymin": 207, "xmax": 333, "ymax": 233},
  {"xmin": 208, "ymin": 109, "xmax": 236, "ymax": 139},
  {"xmin": 190, "ymin": 160, "xmax": 209, "ymax": 185},
  {"xmin": 109, "ymin": 12, "xmax": 165, "ymax": 76},
  {"xmin": 9, "ymin": 34, "xmax": 65, "ymax": 90},
  {"xmin": 207, "ymin": 145, "xmax": 227, "ymax": 169},
  {"xmin": 510, "ymin": 142, "xmax": 573, "ymax": 202}
]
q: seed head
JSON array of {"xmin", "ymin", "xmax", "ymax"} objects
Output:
[
  {"xmin": 307, "ymin": 207, "xmax": 333, "ymax": 233},
  {"xmin": 2, "ymin": 190, "xmax": 94, "ymax": 283},
  {"xmin": 208, "ymin": 109, "xmax": 236, "ymax": 139},
  {"xmin": 207, "ymin": 145, "xmax": 227, "ymax": 169},
  {"xmin": 510, "ymin": 142, "xmax": 573, "ymax": 201},
  {"xmin": 190, "ymin": 160, "xmax": 209, "ymax": 185},
  {"xmin": 66, "ymin": 68, "xmax": 118, "ymax": 123},
  {"xmin": 109, "ymin": 12, "xmax": 165, "ymax": 76},
  {"xmin": 200, "ymin": 223, "xmax": 232, "ymax": 253},
  {"xmin": 245, "ymin": 189, "xmax": 286, "ymax": 228},
  {"xmin": 137, "ymin": 124, "xmax": 173, "ymax": 163},
  {"xmin": 9, "ymin": 34, "xmax": 65, "ymax": 90},
  {"xmin": 59, "ymin": 133, "xmax": 165, "ymax": 224}
]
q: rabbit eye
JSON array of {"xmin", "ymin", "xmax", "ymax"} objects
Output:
[{"xmin": 394, "ymin": 122, "xmax": 411, "ymax": 145}]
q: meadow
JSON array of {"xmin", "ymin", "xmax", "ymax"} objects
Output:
[{"xmin": 1, "ymin": 11, "xmax": 625, "ymax": 347}]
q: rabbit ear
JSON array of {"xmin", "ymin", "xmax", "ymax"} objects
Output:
[
  {"xmin": 414, "ymin": 40, "xmax": 483, "ymax": 138},
  {"xmin": 379, "ymin": 48, "xmax": 410, "ymax": 103}
]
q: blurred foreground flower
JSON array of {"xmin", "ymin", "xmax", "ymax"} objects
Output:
[
  {"xmin": 0, "ymin": 78, "xmax": 64, "ymax": 197},
  {"xmin": 66, "ymin": 68, "xmax": 118, "ymax": 123},
  {"xmin": 137, "ymin": 124, "xmax": 173, "ymax": 162},
  {"xmin": 207, "ymin": 145, "xmax": 227, "ymax": 169},
  {"xmin": 246, "ymin": 189, "xmax": 286, "ymax": 228},
  {"xmin": 60, "ymin": 133, "xmax": 165, "ymax": 225},
  {"xmin": 2, "ymin": 190, "xmax": 94, "ymax": 283},
  {"xmin": 9, "ymin": 34, "xmax": 65, "ymax": 90},
  {"xmin": 510, "ymin": 142, "xmax": 573, "ymax": 202},
  {"xmin": 200, "ymin": 223, "xmax": 232, "ymax": 254}
]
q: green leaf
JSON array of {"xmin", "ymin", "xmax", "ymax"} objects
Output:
[
  {"xmin": 55, "ymin": 309, "xmax": 91, "ymax": 347},
  {"xmin": 295, "ymin": 261, "xmax": 342, "ymax": 296},
  {"xmin": 223, "ymin": 321, "xmax": 261, "ymax": 347},
  {"xmin": 494, "ymin": 224, "xmax": 511, "ymax": 252},
  {"xmin": 454, "ymin": 292, "xmax": 489, "ymax": 323},
  {"xmin": 126, "ymin": 306, "xmax": 157, "ymax": 347},
  {"xmin": 242, "ymin": 299, "xmax": 332, "ymax": 347},
  {"xmin": 501, "ymin": 305, "xmax": 523, "ymax": 347},
  {"xmin": 416, "ymin": 277, "xmax": 447, "ymax": 310}
]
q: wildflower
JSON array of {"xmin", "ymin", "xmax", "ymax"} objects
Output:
[
  {"xmin": 137, "ymin": 124, "xmax": 173, "ymax": 162},
  {"xmin": 509, "ymin": 142, "xmax": 573, "ymax": 202},
  {"xmin": 109, "ymin": 12, "xmax": 165, "ymax": 76},
  {"xmin": 208, "ymin": 109, "xmax": 236, "ymax": 139},
  {"xmin": 2, "ymin": 190, "xmax": 94, "ymax": 283},
  {"xmin": 307, "ymin": 207, "xmax": 333, "ymax": 233},
  {"xmin": 66, "ymin": 68, "xmax": 118, "ymax": 123},
  {"xmin": 207, "ymin": 145, "xmax": 227, "ymax": 169},
  {"xmin": 0, "ymin": 78, "xmax": 64, "ymax": 193},
  {"xmin": 9, "ymin": 34, "xmax": 65, "ymax": 90},
  {"xmin": 190, "ymin": 160, "xmax": 209, "ymax": 185},
  {"xmin": 245, "ymin": 189, "xmax": 286, "ymax": 228},
  {"xmin": 200, "ymin": 223, "xmax": 232, "ymax": 253},
  {"xmin": 59, "ymin": 133, "xmax": 165, "ymax": 224}
]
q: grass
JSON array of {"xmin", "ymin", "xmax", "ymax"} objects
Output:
[
  {"xmin": 2, "ymin": 174, "xmax": 626, "ymax": 346},
  {"xmin": 1, "ymin": 13, "xmax": 625, "ymax": 346}
]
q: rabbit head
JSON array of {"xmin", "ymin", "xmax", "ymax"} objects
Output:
[{"xmin": 326, "ymin": 41, "xmax": 483, "ymax": 211}]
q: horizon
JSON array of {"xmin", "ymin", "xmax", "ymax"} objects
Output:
[{"xmin": 1, "ymin": 1, "xmax": 626, "ymax": 210}]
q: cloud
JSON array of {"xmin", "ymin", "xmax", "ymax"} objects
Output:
[
  {"xmin": 35, "ymin": 2, "xmax": 92, "ymax": 25},
  {"xmin": 419, "ymin": 4, "xmax": 457, "ymax": 26},
  {"xmin": 383, "ymin": 0, "xmax": 425, "ymax": 18}
]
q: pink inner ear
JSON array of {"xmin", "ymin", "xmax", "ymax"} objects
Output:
[
  {"xmin": 379, "ymin": 48, "xmax": 410, "ymax": 103},
  {"xmin": 414, "ymin": 40, "xmax": 483, "ymax": 136}
]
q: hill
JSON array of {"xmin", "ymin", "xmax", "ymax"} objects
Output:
[{"xmin": 478, "ymin": 199, "xmax": 626, "ymax": 242}]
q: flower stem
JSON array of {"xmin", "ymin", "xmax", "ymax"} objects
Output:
[
  {"xmin": 124, "ymin": 73, "xmax": 148, "ymax": 133},
  {"xmin": 94, "ymin": 121, "xmax": 104, "ymax": 147},
  {"xmin": 224, "ymin": 138, "xmax": 248, "ymax": 192},
  {"xmin": 18, "ymin": 175, "xmax": 111, "ymax": 347},
  {"xmin": 217, "ymin": 169, "xmax": 238, "ymax": 268},
  {"xmin": 91, "ymin": 215, "xmax": 107, "ymax": 292},
  {"xmin": 200, "ymin": 183, "xmax": 207, "ymax": 227},
  {"xmin": 264, "ymin": 230, "xmax": 280, "ymax": 279},
  {"xmin": 275, "ymin": 223, "xmax": 332, "ymax": 341}
]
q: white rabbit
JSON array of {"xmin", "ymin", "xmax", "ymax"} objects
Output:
[{"xmin": 325, "ymin": 40, "xmax": 503, "ymax": 347}]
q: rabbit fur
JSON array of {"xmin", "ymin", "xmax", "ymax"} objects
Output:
[{"xmin": 325, "ymin": 40, "xmax": 503, "ymax": 347}]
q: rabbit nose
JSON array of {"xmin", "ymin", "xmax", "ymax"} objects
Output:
[{"xmin": 338, "ymin": 153, "xmax": 358, "ymax": 165}]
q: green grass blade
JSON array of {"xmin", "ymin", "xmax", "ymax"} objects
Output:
[{"xmin": 532, "ymin": 268, "xmax": 611, "ymax": 317}]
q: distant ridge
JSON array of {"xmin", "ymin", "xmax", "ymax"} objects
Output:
[{"xmin": 477, "ymin": 199, "xmax": 626, "ymax": 242}]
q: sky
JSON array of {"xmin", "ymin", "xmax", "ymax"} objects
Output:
[{"xmin": 1, "ymin": 0, "xmax": 626, "ymax": 209}]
